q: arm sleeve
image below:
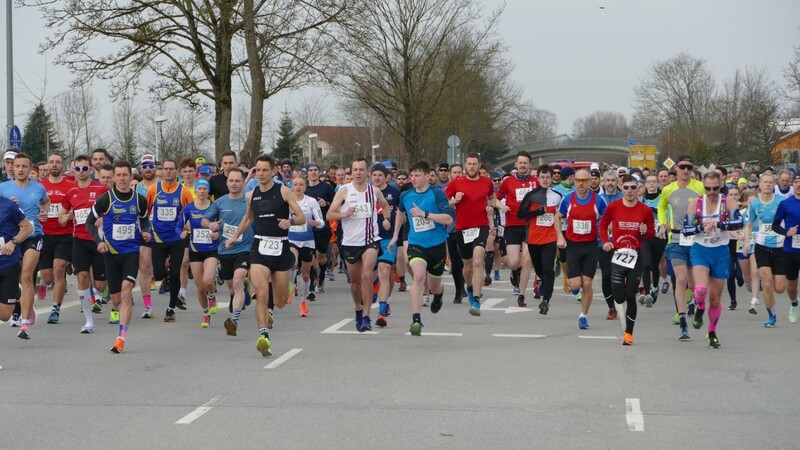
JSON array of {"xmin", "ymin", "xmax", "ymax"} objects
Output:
[
  {"xmin": 138, "ymin": 194, "xmax": 150, "ymax": 230},
  {"xmin": 517, "ymin": 189, "xmax": 546, "ymax": 219},
  {"xmin": 719, "ymin": 208, "xmax": 744, "ymax": 231},
  {"xmin": 773, "ymin": 203, "xmax": 788, "ymax": 235},
  {"xmin": 312, "ymin": 202, "xmax": 325, "ymax": 229}
]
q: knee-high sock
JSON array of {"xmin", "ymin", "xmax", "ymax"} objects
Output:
[
  {"xmin": 708, "ymin": 302, "xmax": 722, "ymax": 333},
  {"xmin": 300, "ymin": 277, "xmax": 310, "ymax": 300},
  {"xmin": 484, "ymin": 252, "xmax": 495, "ymax": 277},
  {"xmin": 626, "ymin": 298, "xmax": 638, "ymax": 334},
  {"xmin": 79, "ymin": 289, "xmax": 93, "ymax": 325},
  {"xmin": 693, "ymin": 285, "xmax": 708, "ymax": 310}
]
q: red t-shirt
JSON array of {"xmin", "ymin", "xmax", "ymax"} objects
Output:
[
  {"xmin": 62, "ymin": 180, "xmax": 109, "ymax": 241},
  {"xmin": 41, "ymin": 177, "xmax": 76, "ymax": 236},
  {"xmin": 496, "ymin": 175, "xmax": 539, "ymax": 227},
  {"xmin": 445, "ymin": 176, "xmax": 494, "ymax": 231},
  {"xmin": 599, "ymin": 200, "xmax": 655, "ymax": 249}
]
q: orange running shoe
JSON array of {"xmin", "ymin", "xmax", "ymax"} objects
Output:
[
  {"xmin": 110, "ymin": 337, "xmax": 125, "ymax": 353},
  {"xmin": 299, "ymin": 300, "xmax": 309, "ymax": 317},
  {"xmin": 622, "ymin": 332, "xmax": 634, "ymax": 346}
]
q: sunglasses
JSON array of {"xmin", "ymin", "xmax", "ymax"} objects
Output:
[
  {"xmin": 74, "ymin": 166, "xmax": 90, "ymax": 172},
  {"xmin": 397, "ymin": 176, "xmax": 407, "ymax": 180},
  {"xmin": 575, "ymin": 178, "xmax": 589, "ymax": 183},
  {"xmin": 141, "ymin": 164, "xmax": 155, "ymax": 170},
  {"xmin": 621, "ymin": 185, "xmax": 638, "ymax": 190},
  {"xmin": 677, "ymin": 164, "xmax": 693, "ymax": 170},
  {"xmin": 492, "ymin": 179, "xmax": 501, "ymax": 182},
  {"xmin": 552, "ymin": 171, "xmax": 561, "ymax": 175},
  {"xmin": 704, "ymin": 186, "xmax": 720, "ymax": 192},
  {"xmin": 438, "ymin": 168, "xmax": 448, "ymax": 172}
]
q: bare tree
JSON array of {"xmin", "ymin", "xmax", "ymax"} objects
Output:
[
  {"xmin": 138, "ymin": 102, "xmax": 215, "ymax": 163},
  {"xmin": 51, "ymin": 82, "xmax": 101, "ymax": 159},
  {"xmin": 504, "ymin": 101, "xmax": 558, "ymax": 147},
  {"xmin": 785, "ymin": 36, "xmax": 800, "ymax": 105},
  {"xmin": 333, "ymin": 0, "xmax": 505, "ymax": 163},
  {"xmin": 294, "ymin": 95, "xmax": 332, "ymax": 129},
  {"xmin": 573, "ymin": 111, "xmax": 631, "ymax": 139},
  {"xmin": 111, "ymin": 95, "xmax": 140, "ymax": 165},
  {"xmin": 632, "ymin": 53, "xmax": 716, "ymax": 152}
]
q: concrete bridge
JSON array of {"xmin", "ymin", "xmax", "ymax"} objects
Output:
[{"xmin": 495, "ymin": 137, "xmax": 659, "ymax": 172}]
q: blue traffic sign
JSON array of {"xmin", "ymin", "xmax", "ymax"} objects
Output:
[
  {"xmin": 629, "ymin": 138, "xmax": 635, "ymax": 146},
  {"xmin": 8, "ymin": 125, "xmax": 22, "ymax": 149}
]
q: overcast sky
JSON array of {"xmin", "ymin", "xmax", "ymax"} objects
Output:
[{"xmin": 2, "ymin": 0, "xmax": 799, "ymax": 147}]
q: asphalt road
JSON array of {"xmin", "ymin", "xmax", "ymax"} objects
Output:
[{"xmin": 1, "ymin": 268, "xmax": 798, "ymax": 449}]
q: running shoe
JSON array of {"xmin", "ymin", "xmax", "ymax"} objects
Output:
[
  {"xmin": 208, "ymin": 297, "xmax": 218, "ymax": 315},
  {"xmin": 707, "ymin": 332, "xmax": 720, "ymax": 349},
  {"xmin": 728, "ymin": 301, "xmax": 737, "ymax": 311},
  {"xmin": 576, "ymin": 290, "xmax": 583, "ymax": 302},
  {"xmin": 109, "ymin": 310, "xmax": 120, "ymax": 324},
  {"xmin": 578, "ymin": 316, "xmax": 590, "ymax": 330},
  {"xmin": 141, "ymin": 307, "xmax": 154, "ymax": 319},
  {"xmin": 327, "ymin": 270, "xmax": 335, "ymax": 281},
  {"xmin": 110, "ymin": 337, "xmax": 125, "ymax": 353},
  {"xmin": 299, "ymin": 300, "xmax": 309, "ymax": 317},
  {"xmin": 764, "ymin": 315, "xmax": 777, "ymax": 328},
  {"xmin": 510, "ymin": 270, "xmax": 520, "ymax": 288},
  {"xmin": 37, "ymin": 284, "xmax": 47, "ymax": 300},
  {"xmin": 517, "ymin": 295, "xmax": 527, "ymax": 308},
  {"xmin": 469, "ymin": 301, "xmax": 481, "ymax": 317},
  {"xmin": 749, "ymin": 298, "xmax": 758, "ymax": 314},
  {"xmin": 307, "ymin": 292, "xmax": 316, "ymax": 302},
  {"xmin": 672, "ymin": 312, "xmax": 680, "ymax": 325},
  {"xmin": 28, "ymin": 307, "xmax": 37, "ymax": 326},
  {"xmin": 453, "ymin": 295, "xmax": 463, "ymax": 304},
  {"xmin": 80, "ymin": 323, "xmax": 94, "ymax": 334},
  {"xmin": 789, "ymin": 305, "xmax": 799, "ymax": 324},
  {"xmin": 539, "ymin": 300, "xmax": 549, "ymax": 315},
  {"xmin": 386, "ymin": 303, "xmax": 392, "ymax": 316},
  {"xmin": 678, "ymin": 326, "xmax": 690, "ymax": 340},
  {"xmin": 409, "ymin": 321, "xmax": 422, "ymax": 336},
  {"xmin": 375, "ymin": 314, "xmax": 387, "ymax": 327},
  {"xmin": 361, "ymin": 315, "xmax": 372, "ymax": 331},
  {"xmin": 513, "ymin": 286, "xmax": 521, "ymax": 295},
  {"xmin": 644, "ymin": 294, "xmax": 654, "ymax": 308},
  {"xmin": 92, "ymin": 301, "xmax": 102, "ymax": 314},
  {"xmin": 398, "ymin": 281, "xmax": 407, "ymax": 292},
  {"xmin": 692, "ymin": 309, "xmax": 704, "ymax": 329},
  {"xmin": 650, "ymin": 287, "xmax": 660, "ymax": 304},
  {"xmin": 493, "ymin": 270, "xmax": 500, "ymax": 281},
  {"xmin": 17, "ymin": 324, "xmax": 30, "ymax": 340},
  {"xmin": 661, "ymin": 280, "xmax": 669, "ymax": 294},
  {"xmin": 622, "ymin": 332, "xmax": 633, "ymax": 346},
  {"xmin": 687, "ymin": 301, "xmax": 696, "ymax": 318},
  {"xmin": 163, "ymin": 309, "xmax": 176, "ymax": 322},
  {"xmin": 158, "ymin": 281, "xmax": 169, "ymax": 295},
  {"xmin": 533, "ymin": 278, "xmax": 541, "ymax": 299},
  {"xmin": 9, "ymin": 313, "xmax": 20, "ymax": 327},
  {"xmin": 201, "ymin": 315, "xmax": 211, "ymax": 329},
  {"xmin": 224, "ymin": 318, "xmax": 237, "ymax": 336},
  {"xmin": 422, "ymin": 295, "xmax": 430, "ymax": 307},
  {"xmin": 431, "ymin": 295, "xmax": 443, "ymax": 314},
  {"xmin": 483, "ymin": 275, "xmax": 492, "ymax": 286},
  {"xmin": 606, "ymin": 309, "xmax": 617, "ymax": 320},
  {"xmin": 176, "ymin": 292, "xmax": 187, "ymax": 310},
  {"xmin": 317, "ymin": 277, "xmax": 325, "ymax": 291},
  {"xmin": 47, "ymin": 311, "xmax": 59, "ymax": 324},
  {"xmin": 638, "ymin": 289, "xmax": 646, "ymax": 305},
  {"xmin": 257, "ymin": 335, "xmax": 272, "ymax": 357},
  {"xmin": 150, "ymin": 280, "xmax": 157, "ymax": 290}
]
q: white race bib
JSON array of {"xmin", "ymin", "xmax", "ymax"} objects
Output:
[
  {"xmin": 222, "ymin": 223, "xmax": 243, "ymax": 242},
  {"xmin": 412, "ymin": 216, "xmax": 434, "ymax": 232},
  {"xmin": 612, "ymin": 248, "xmax": 638, "ymax": 269},
  {"xmin": 47, "ymin": 203, "xmax": 62, "ymax": 219},
  {"xmin": 759, "ymin": 223, "xmax": 775, "ymax": 236},
  {"xmin": 289, "ymin": 223, "xmax": 307, "ymax": 233},
  {"xmin": 351, "ymin": 202, "xmax": 371, "ymax": 219},
  {"xmin": 112, "ymin": 223, "xmax": 136, "ymax": 241},
  {"xmin": 75, "ymin": 208, "xmax": 91, "ymax": 226},
  {"xmin": 679, "ymin": 233, "xmax": 695, "ymax": 246},
  {"xmin": 157, "ymin": 207, "xmax": 177, "ymax": 222},
  {"xmin": 0, "ymin": 237, "xmax": 4, "ymax": 246},
  {"xmin": 193, "ymin": 228, "xmax": 212, "ymax": 244},
  {"xmin": 573, "ymin": 220, "xmax": 591, "ymax": 235},
  {"xmin": 462, "ymin": 227, "xmax": 480, "ymax": 244},
  {"xmin": 736, "ymin": 240, "xmax": 744, "ymax": 253},
  {"xmin": 536, "ymin": 213, "xmax": 554, "ymax": 227},
  {"xmin": 792, "ymin": 235, "xmax": 800, "ymax": 249},
  {"xmin": 258, "ymin": 237, "xmax": 283, "ymax": 256},
  {"xmin": 515, "ymin": 187, "xmax": 532, "ymax": 202}
]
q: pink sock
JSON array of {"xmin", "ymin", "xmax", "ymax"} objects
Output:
[
  {"xmin": 693, "ymin": 285, "xmax": 708, "ymax": 310},
  {"xmin": 708, "ymin": 303, "xmax": 722, "ymax": 333},
  {"xmin": 143, "ymin": 295, "xmax": 152, "ymax": 308}
]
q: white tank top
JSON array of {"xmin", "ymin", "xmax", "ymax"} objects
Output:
[
  {"xmin": 696, "ymin": 195, "xmax": 729, "ymax": 248},
  {"xmin": 340, "ymin": 182, "xmax": 380, "ymax": 247}
]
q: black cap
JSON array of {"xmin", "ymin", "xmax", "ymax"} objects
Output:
[
  {"xmin": 590, "ymin": 169, "xmax": 601, "ymax": 178},
  {"xmin": 438, "ymin": 162, "xmax": 449, "ymax": 170},
  {"xmin": 371, "ymin": 163, "xmax": 388, "ymax": 174},
  {"xmin": 676, "ymin": 155, "xmax": 693, "ymax": 164}
]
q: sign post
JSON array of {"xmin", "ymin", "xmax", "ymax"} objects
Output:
[
  {"xmin": 8, "ymin": 124, "xmax": 21, "ymax": 149},
  {"xmin": 447, "ymin": 135, "xmax": 461, "ymax": 166}
]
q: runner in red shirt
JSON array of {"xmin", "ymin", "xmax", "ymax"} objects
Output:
[
  {"xmin": 60, "ymin": 154, "xmax": 109, "ymax": 334},
  {"xmin": 39, "ymin": 153, "xmax": 76, "ymax": 324},
  {"xmin": 445, "ymin": 152, "xmax": 507, "ymax": 316},
  {"xmin": 599, "ymin": 175, "xmax": 655, "ymax": 345},
  {"xmin": 495, "ymin": 151, "xmax": 538, "ymax": 305}
]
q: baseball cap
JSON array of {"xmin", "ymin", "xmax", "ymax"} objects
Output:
[
  {"xmin": 195, "ymin": 178, "xmax": 211, "ymax": 191},
  {"xmin": 140, "ymin": 154, "xmax": 156, "ymax": 165},
  {"xmin": 590, "ymin": 163, "xmax": 600, "ymax": 172},
  {"xmin": 438, "ymin": 162, "xmax": 449, "ymax": 170},
  {"xmin": 561, "ymin": 167, "xmax": 575, "ymax": 178},
  {"xmin": 676, "ymin": 155, "xmax": 693, "ymax": 164},
  {"xmin": 198, "ymin": 166, "xmax": 213, "ymax": 176},
  {"xmin": 617, "ymin": 166, "xmax": 629, "ymax": 174},
  {"xmin": 195, "ymin": 156, "xmax": 206, "ymax": 164},
  {"xmin": 590, "ymin": 169, "xmax": 601, "ymax": 178},
  {"xmin": 381, "ymin": 160, "xmax": 393, "ymax": 170},
  {"xmin": 371, "ymin": 163, "xmax": 388, "ymax": 174},
  {"xmin": 3, "ymin": 150, "xmax": 16, "ymax": 160},
  {"xmin": 307, "ymin": 163, "xmax": 320, "ymax": 170}
]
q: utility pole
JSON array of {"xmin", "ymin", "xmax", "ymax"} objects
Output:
[{"xmin": 6, "ymin": 0, "xmax": 14, "ymax": 130}]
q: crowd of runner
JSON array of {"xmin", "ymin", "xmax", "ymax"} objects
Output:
[{"xmin": 1, "ymin": 146, "xmax": 796, "ymax": 356}]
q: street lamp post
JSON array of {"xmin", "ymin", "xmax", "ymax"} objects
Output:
[
  {"xmin": 6, "ymin": 0, "xmax": 14, "ymax": 129},
  {"xmin": 154, "ymin": 115, "xmax": 168, "ymax": 162},
  {"xmin": 307, "ymin": 133, "xmax": 318, "ymax": 166},
  {"xmin": 371, "ymin": 144, "xmax": 380, "ymax": 164}
]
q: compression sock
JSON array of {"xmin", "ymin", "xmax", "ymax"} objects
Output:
[
  {"xmin": 767, "ymin": 307, "xmax": 776, "ymax": 317},
  {"xmin": 143, "ymin": 294, "xmax": 152, "ymax": 309},
  {"xmin": 232, "ymin": 309, "xmax": 241, "ymax": 324},
  {"xmin": 707, "ymin": 303, "xmax": 722, "ymax": 333},
  {"xmin": 300, "ymin": 278, "xmax": 310, "ymax": 300},
  {"xmin": 379, "ymin": 301, "xmax": 388, "ymax": 316},
  {"xmin": 79, "ymin": 289, "xmax": 92, "ymax": 323},
  {"xmin": 693, "ymin": 285, "xmax": 708, "ymax": 311},
  {"xmin": 679, "ymin": 312, "xmax": 687, "ymax": 328},
  {"xmin": 118, "ymin": 324, "xmax": 127, "ymax": 339},
  {"xmin": 484, "ymin": 252, "xmax": 495, "ymax": 277}
]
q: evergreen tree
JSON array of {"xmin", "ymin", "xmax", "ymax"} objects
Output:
[
  {"xmin": 21, "ymin": 103, "xmax": 59, "ymax": 163},
  {"xmin": 272, "ymin": 110, "xmax": 301, "ymax": 163}
]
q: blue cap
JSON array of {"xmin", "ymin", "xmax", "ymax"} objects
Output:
[
  {"xmin": 561, "ymin": 167, "xmax": 575, "ymax": 178},
  {"xmin": 198, "ymin": 166, "xmax": 212, "ymax": 175},
  {"xmin": 195, "ymin": 178, "xmax": 211, "ymax": 191},
  {"xmin": 381, "ymin": 160, "xmax": 393, "ymax": 169}
]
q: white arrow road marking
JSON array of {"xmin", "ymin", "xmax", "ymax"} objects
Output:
[
  {"xmin": 625, "ymin": 398, "xmax": 645, "ymax": 431},
  {"xmin": 175, "ymin": 395, "xmax": 226, "ymax": 424},
  {"xmin": 321, "ymin": 318, "xmax": 379, "ymax": 335}
]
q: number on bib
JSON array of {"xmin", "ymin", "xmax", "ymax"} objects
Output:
[
  {"xmin": 157, "ymin": 207, "xmax": 177, "ymax": 222},
  {"xmin": 258, "ymin": 237, "xmax": 283, "ymax": 256},
  {"xmin": 573, "ymin": 220, "xmax": 591, "ymax": 235},
  {"xmin": 792, "ymin": 235, "xmax": 800, "ymax": 249},
  {"xmin": 679, "ymin": 233, "xmax": 694, "ymax": 247},
  {"xmin": 47, "ymin": 203, "xmax": 62, "ymax": 219},
  {"xmin": 515, "ymin": 187, "xmax": 532, "ymax": 202},
  {"xmin": 351, "ymin": 202, "xmax": 371, "ymax": 219},
  {"xmin": 536, "ymin": 213, "xmax": 554, "ymax": 227},
  {"xmin": 412, "ymin": 216, "xmax": 434, "ymax": 232},
  {"xmin": 462, "ymin": 227, "xmax": 480, "ymax": 244},
  {"xmin": 222, "ymin": 223, "xmax": 243, "ymax": 242},
  {"xmin": 112, "ymin": 223, "xmax": 136, "ymax": 240},
  {"xmin": 193, "ymin": 228, "xmax": 212, "ymax": 244},
  {"xmin": 612, "ymin": 248, "xmax": 638, "ymax": 269},
  {"xmin": 74, "ymin": 209, "xmax": 91, "ymax": 225},
  {"xmin": 759, "ymin": 223, "xmax": 774, "ymax": 236}
]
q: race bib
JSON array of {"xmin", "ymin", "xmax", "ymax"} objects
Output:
[
  {"xmin": 193, "ymin": 228, "xmax": 212, "ymax": 244},
  {"xmin": 462, "ymin": 227, "xmax": 480, "ymax": 244},
  {"xmin": 351, "ymin": 202, "xmax": 371, "ymax": 219},
  {"xmin": 759, "ymin": 223, "xmax": 774, "ymax": 236},
  {"xmin": 157, "ymin": 207, "xmax": 177, "ymax": 222},
  {"xmin": 258, "ymin": 237, "xmax": 283, "ymax": 256},
  {"xmin": 573, "ymin": 220, "xmax": 591, "ymax": 235},
  {"xmin": 112, "ymin": 223, "xmax": 136, "ymax": 241},
  {"xmin": 736, "ymin": 240, "xmax": 744, "ymax": 253},
  {"xmin": 47, "ymin": 203, "xmax": 62, "ymax": 219},
  {"xmin": 289, "ymin": 223, "xmax": 307, "ymax": 233},
  {"xmin": 612, "ymin": 248, "xmax": 638, "ymax": 269},
  {"xmin": 222, "ymin": 223, "xmax": 243, "ymax": 242},
  {"xmin": 536, "ymin": 213, "xmax": 554, "ymax": 227},
  {"xmin": 412, "ymin": 216, "xmax": 434, "ymax": 232},
  {"xmin": 792, "ymin": 235, "xmax": 800, "ymax": 249},
  {"xmin": 679, "ymin": 233, "xmax": 695, "ymax": 246},
  {"xmin": 75, "ymin": 208, "xmax": 91, "ymax": 225},
  {"xmin": 515, "ymin": 187, "xmax": 532, "ymax": 202},
  {"xmin": 0, "ymin": 237, "xmax": 4, "ymax": 246}
]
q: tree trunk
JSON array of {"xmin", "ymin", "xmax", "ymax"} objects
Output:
[{"xmin": 241, "ymin": 0, "xmax": 264, "ymax": 167}]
